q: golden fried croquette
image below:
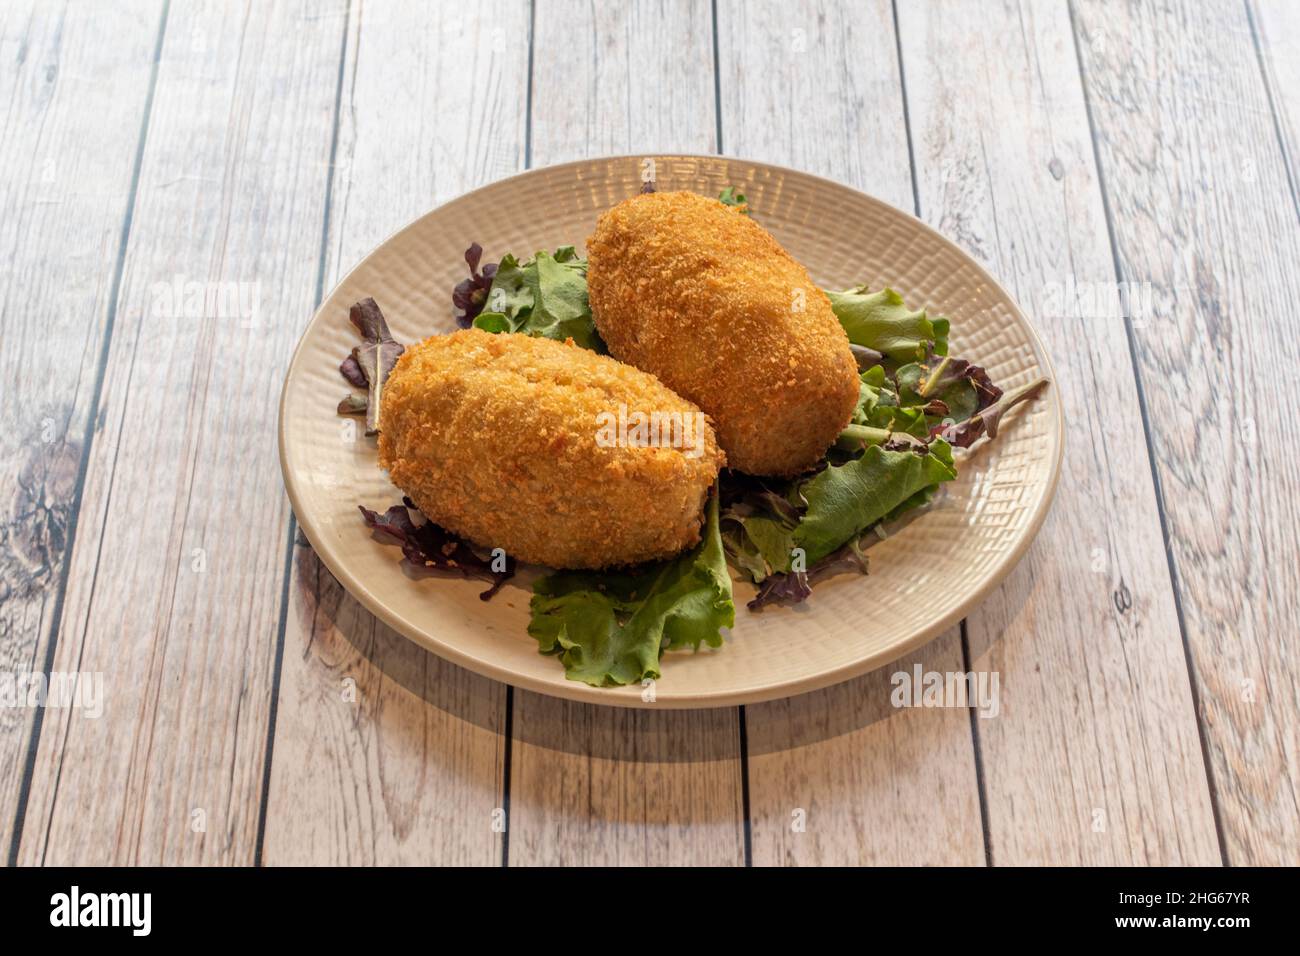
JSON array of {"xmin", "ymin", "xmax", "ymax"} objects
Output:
[
  {"xmin": 377, "ymin": 329, "xmax": 724, "ymax": 569},
  {"xmin": 586, "ymin": 190, "xmax": 860, "ymax": 476}
]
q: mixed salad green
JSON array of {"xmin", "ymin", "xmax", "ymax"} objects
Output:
[{"xmin": 343, "ymin": 189, "xmax": 1047, "ymax": 687}]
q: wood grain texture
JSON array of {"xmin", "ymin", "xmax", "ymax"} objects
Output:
[
  {"xmin": 716, "ymin": 0, "xmax": 984, "ymax": 867},
  {"xmin": 0, "ymin": 0, "xmax": 164, "ymax": 861},
  {"xmin": 509, "ymin": 696, "xmax": 744, "ymax": 865},
  {"xmin": 899, "ymin": 0, "xmax": 1219, "ymax": 865},
  {"xmin": 528, "ymin": 0, "xmax": 718, "ymax": 162},
  {"xmin": 16, "ymin": 0, "xmax": 347, "ymax": 865},
  {"xmin": 1251, "ymin": 2, "xmax": 1300, "ymax": 215},
  {"xmin": 743, "ymin": 635, "xmax": 984, "ymax": 865},
  {"xmin": 1074, "ymin": 0, "xmax": 1300, "ymax": 865},
  {"xmin": 260, "ymin": 0, "xmax": 531, "ymax": 867},
  {"xmin": 506, "ymin": 0, "xmax": 745, "ymax": 867}
]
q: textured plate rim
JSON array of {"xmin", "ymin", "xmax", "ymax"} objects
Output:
[{"xmin": 278, "ymin": 153, "xmax": 1065, "ymax": 709}]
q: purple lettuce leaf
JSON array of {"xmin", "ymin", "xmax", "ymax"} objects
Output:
[
  {"xmin": 340, "ymin": 351, "xmax": 368, "ymax": 388},
  {"xmin": 359, "ymin": 498, "xmax": 514, "ymax": 600},
  {"xmin": 343, "ymin": 297, "xmax": 404, "ymax": 435},
  {"xmin": 897, "ymin": 350, "xmax": 1003, "ymax": 416},
  {"xmin": 850, "ymin": 343, "xmax": 884, "ymax": 372},
  {"xmin": 931, "ymin": 377, "xmax": 1050, "ymax": 448},
  {"xmin": 452, "ymin": 242, "xmax": 499, "ymax": 328},
  {"xmin": 748, "ymin": 536, "xmax": 870, "ymax": 610},
  {"xmin": 336, "ymin": 394, "xmax": 367, "ymax": 416},
  {"xmin": 922, "ymin": 355, "xmax": 1002, "ymax": 412}
]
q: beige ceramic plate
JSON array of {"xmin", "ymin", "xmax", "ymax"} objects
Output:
[{"xmin": 279, "ymin": 155, "xmax": 1063, "ymax": 708}]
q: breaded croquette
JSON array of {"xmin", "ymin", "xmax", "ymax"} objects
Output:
[
  {"xmin": 377, "ymin": 329, "xmax": 724, "ymax": 569},
  {"xmin": 586, "ymin": 190, "xmax": 860, "ymax": 476}
]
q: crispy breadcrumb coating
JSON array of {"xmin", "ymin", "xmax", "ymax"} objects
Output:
[
  {"xmin": 587, "ymin": 190, "xmax": 860, "ymax": 476},
  {"xmin": 377, "ymin": 329, "xmax": 724, "ymax": 569}
]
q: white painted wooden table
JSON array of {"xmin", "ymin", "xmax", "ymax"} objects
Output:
[{"xmin": 2, "ymin": 0, "xmax": 1297, "ymax": 866}]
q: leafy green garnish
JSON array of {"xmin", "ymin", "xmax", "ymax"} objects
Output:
[
  {"xmin": 850, "ymin": 365, "xmax": 929, "ymax": 438},
  {"xmin": 933, "ymin": 377, "xmax": 1049, "ymax": 448},
  {"xmin": 724, "ymin": 441, "xmax": 956, "ymax": 581},
  {"xmin": 722, "ymin": 508, "xmax": 796, "ymax": 583},
  {"xmin": 826, "ymin": 286, "xmax": 950, "ymax": 362},
  {"xmin": 896, "ymin": 360, "xmax": 978, "ymax": 423},
  {"xmin": 473, "ymin": 247, "xmax": 604, "ymax": 351},
  {"xmin": 719, "ymin": 186, "xmax": 749, "ymax": 213},
  {"xmin": 528, "ymin": 491, "xmax": 734, "ymax": 687},
  {"xmin": 792, "ymin": 440, "xmax": 956, "ymax": 565}
]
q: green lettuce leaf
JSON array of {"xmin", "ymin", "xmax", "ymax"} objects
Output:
[
  {"xmin": 852, "ymin": 365, "xmax": 890, "ymax": 425},
  {"xmin": 826, "ymin": 286, "xmax": 950, "ymax": 362},
  {"xmin": 474, "ymin": 247, "xmax": 604, "ymax": 351},
  {"xmin": 849, "ymin": 364, "xmax": 930, "ymax": 437},
  {"xmin": 894, "ymin": 352, "xmax": 1003, "ymax": 428},
  {"xmin": 721, "ymin": 508, "xmax": 797, "ymax": 580},
  {"xmin": 721, "ymin": 440, "xmax": 956, "ymax": 581},
  {"xmin": 719, "ymin": 521, "xmax": 771, "ymax": 583},
  {"xmin": 528, "ymin": 491, "xmax": 734, "ymax": 686},
  {"xmin": 791, "ymin": 440, "xmax": 957, "ymax": 565},
  {"xmin": 719, "ymin": 186, "xmax": 749, "ymax": 213}
]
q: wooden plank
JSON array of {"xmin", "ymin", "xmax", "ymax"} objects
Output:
[
  {"xmin": 742, "ymin": 635, "xmax": 984, "ymax": 865},
  {"xmin": 507, "ymin": 0, "xmax": 746, "ymax": 867},
  {"xmin": 509, "ymin": 696, "xmax": 745, "ymax": 866},
  {"xmin": 527, "ymin": 0, "xmax": 719, "ymax": 163},
  {"xmin": 898, "ymin": 0, "xmax": 1220, "ymax": 865},
  {"xmin": 15, "ymin": 0, "xmax": 347, "ymax": 866},
  {"xmin": 716, "ymin": 0, "xmax": 915, "ymax": 204},
  {"xmin": 259, "ymin": 0, "xmax": 531, "ymax": 867},
  {"xmin": 0, "ymin": 0, "xmax": 164, "ymax": 861},
  {"xmin": 717, "ymin": 0, "xmax": 984, "ymax": 866},
  {"xmin": 1074, "ymin": 0, "xmax": 1300, "ymax": 865},
  {"xmin": 1251, "ymin": 2, "xmax": 1300, "ymax": 206}
]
